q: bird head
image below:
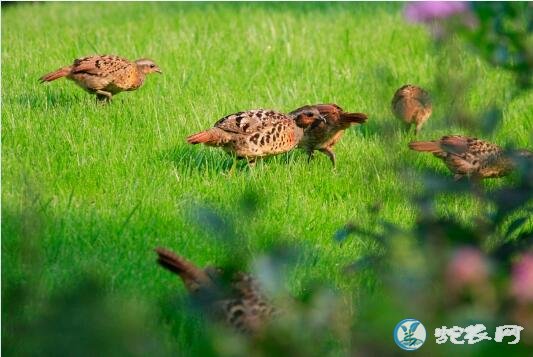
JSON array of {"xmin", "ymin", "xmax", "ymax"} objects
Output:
[
  {"xmin": 509, "ymin": 149, "xmax": 533, "ymax": 166},
  {"xmin": 289, "ymin": 106, "xmax": 327, "ymax": 128},
  {"xmin": 204, "ymin": 266, "xmax": 224, "ymax": 281},
  {"xmin": 515, "ymin": 149, "xmax": 533, "ymax": 158},
  {"xmin": 316, "ymin": 103, "xmax": 343, "ymax": 114},
  {"xmin": 135, "ymin": 58, "xmax": 162, "ymax": 74}
]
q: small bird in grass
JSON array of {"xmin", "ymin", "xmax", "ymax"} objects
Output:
[
  {"xmin": 155, "ymin": 247, "xmax": 274, "ymax": 334},
  {"xmin": 292, "ymin": 104, "xmax": 368, "ymax": 167},
  {"xmin": 187, "ymin": 108, "xmax": 325, "ymax": 164},
  {"xmin": 391, "ymin": 84, "xmax": 432, "ymax": 135},
  {"xmin": 409, "ymin": 135, "xmax": 532, "ymax": 180},
  {"xmin": 40, "ymin": 54, "xmax": 161, "ymax": 101}
]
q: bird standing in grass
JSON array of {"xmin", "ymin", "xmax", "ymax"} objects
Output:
[
  {"xmin": 391, "ymin": 84, "xmax": 432, "ymax": 135},
  {"xmin": 40, "ymin": 55, "xmax": 161, "ymax": 101},
  {"xmin": 187, "ymin": 108, "xmax": 325, "ymax": 164},
  {"xmin": 409, "ymin": 135, "xmax": 532, "ymax": 180},
  {"xmin": 292, "ymin": 104, "xmax": 368, "ymax": 167},
  {"xmin": 155, "ymin": 247, "xmax": 274, "ymax": 334}
]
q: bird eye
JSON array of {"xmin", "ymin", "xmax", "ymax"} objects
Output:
[
  {"xmin": 306, "ymin": 112, "xmax": 313, "ymax": 117},
  {"xmin": 150, "ymin": 64, "xmax": 155, "ymax": 68}
]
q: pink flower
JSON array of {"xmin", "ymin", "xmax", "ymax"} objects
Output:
[
  {"xmin": 511, "ymin": 253, "xmax": 533, "ymax": 303},
  {"xmin": 446, "ymin": 247, "xmax": 489, "ymax": 290},
  {"xmin": 405, "ymin": 1, "xmax": 469, "ymax": 23}
]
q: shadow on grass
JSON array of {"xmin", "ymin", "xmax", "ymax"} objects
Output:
[
  {"xmin": 159, "ymin": 145, "xmax": 246, "ymax": 174},
  {"xmin": 10, "ymin": 89, "xmax": 91, "ymax": 111},
  {"xmin": 159, "ymin": 144, "xmax": 312, "ymax": 175}
]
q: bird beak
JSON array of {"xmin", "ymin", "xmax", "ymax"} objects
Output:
[
  {"xmin": 319, "ymin": 115, "xmax": 327, "ymax": 123},
  {"xmin": 156, "ymin": 68, "xmax": 162, "ymax": 74}
]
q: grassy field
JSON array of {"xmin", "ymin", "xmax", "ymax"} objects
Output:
[{"xmin": 2, "ymin": 1, "xmax": 532, "ymax": 354}]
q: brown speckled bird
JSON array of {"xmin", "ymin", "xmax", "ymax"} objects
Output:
[
  {"xmin": 409, "ymin": 135, "xmax": 532, "ymax": 180},
  {"xmin": 187, "ymin": 108, "xmax": 324, "ymax": 163},
  {"xmin": 40, "ymin": 55, "xmax": 161, "ymax": 101},
  {"xmin": 155, "ymin": 247, "xmax": 274, "ymax": 334},
  {"xmin": 292, "ymin": 104, "xmax": 368, "ymax": 166},
  {"xmin": 391, "ymin": 84, "xmax": 432, "ymax": 135}
]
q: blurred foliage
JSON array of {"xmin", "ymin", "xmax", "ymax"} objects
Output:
[
  {"xmin": 344, "ymin": 178, "xmax": 532, "ymax": 355},
  {"xmin": 426, "ymin": 2, "xmax": 532, "ymax": 136},
  {"xmin": 338, "ymin": 2, "xmax": 533, "ymax": 355},
  {"xmin": 4, "ymin": 275, "xmax": 171, "ymax": 357},
  {"xmin": 433, "ymin": 2, "xmax": 532, "ymax": 91},
  {"xmin": 467, "ymin": 2, "xmax": 532, "ymax": 90},
  {"xmin": 2, "ymin": 196, "xmax": 174, "ymax": 356},
  {"xmin": 164, "ymin": 193, "xmax": 354, "ymax": 356}
]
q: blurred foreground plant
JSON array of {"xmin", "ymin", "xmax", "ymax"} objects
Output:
[
  {"xmin": 338, "ymin": 162, "xmax": 532, "ymax": 354},
  {"xmin": 335, "ymin": 3, "xmax": 533, "ymax": 354},
  {"xmin": 1, "ymin": 198, "xmax": 173, "ymax": 357},
  {"xmin": 155, "ymin": 193, "xmax": 353, "ymax": 356},
  {"xmin": 406, "ymin": 1, "xmax": 532, "ymax": 90}
]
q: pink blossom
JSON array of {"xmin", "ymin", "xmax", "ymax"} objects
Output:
[
  {"xmin": 446, "ymin": 247, "xmax": 489, "ymax": 289},
  {"xmin": 511, "ymin": 253, "xmax": 533, "ymax": 303},
  {"xmin": 405, "ymin": 1, "xmax": 469, "ymax": 23}
]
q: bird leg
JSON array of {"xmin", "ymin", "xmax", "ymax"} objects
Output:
[
  {"xmin": 95, "ymin": 90, "xmax": 112, "ymax": 102},
  {"xmin": 319, "ymin": 147, "xmax": 336, "ymax": 167},
  {"xmin": 307, "ymin": 150, "xmax": 315, "ymax": 164},
  {"xmin": 227, "ymin": 156, "xmax": 239, "ymax": 176},
  {"xmin": 414, "ymin": 123, "xmax": 423, "ymax": 136},
  {"xmin": 403, "ymin": 122, "xmax": 412, "ymax": 134}
]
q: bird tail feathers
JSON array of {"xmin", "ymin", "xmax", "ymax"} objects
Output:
[
  {"xmin": 187, "ymin": 129, "xmax": 220, "ymax": 145},
  {"xmin": 39, "ymin": 66, "xmax": 72, "ymax": 83},
  {"xmin": 156, "ymin": 247, "xmax": 196, "ymax": 276},
  {"xmin": 341, "ymin": 112, "xmax": 368, "ymax": 124},
  {"xmin": 155, "ymin": 247, "xmax": 212, "ymax": 290},
  {"xmin": 408, "ymin": 141, "xmax": 441, "ymax": 153}
]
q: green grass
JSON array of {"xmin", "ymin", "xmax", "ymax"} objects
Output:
[{"xmin": 2, "ymin": 1, "xmax": 532, "ymax": 354}]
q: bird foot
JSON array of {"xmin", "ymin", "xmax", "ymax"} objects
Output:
[
  {"xmin": 319, "ymin": 148, "xmax": 336, "ymax": 168},
  {"xmin": 96, "ymin": 90, "xmax": 112, "ymax": 103}
]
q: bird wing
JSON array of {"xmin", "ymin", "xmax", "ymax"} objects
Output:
[
  {"xmin": 215, "ymin": 273, "xmax": 273, "ymax": 333},
  {"xmin": 71, "ymin": 55, "xmax": 132, "ymax": 76},
  {"xmin": 467, "ymin": 138, "xmax": 502, "ymax": 156},
  {"xmin": 442, "ymin": 136, "xmax": 506, "ymax": 174},
  {"xmin": 316, "ymin": 104, "xmax": 368, "ymax": 125},
  {"xmin": 214, "ymin": 110, "xmax": 286, "ymax": 135},
  {"xmin": 446, "ymin": 154, "xmax": 478, "ymax": 175},
  {"xmin": 392, "ymin": 85, "xmax": 431, "ymax": 110},
  {"xmin": 441, "ymin": 136, "xmax": 502, "ymax": 161},
  {"xmin": 391, "ymin": 90, "xmax": 403, "ymax": 108},
  {"xmin": 414, "ymin": 88, "xmax": 432, "ymax": 107},
  {"xmin": 468, "ymin": 139, "xmax": 505, "ymax": 168},
  {"xmin": 439, "ymin": 135, "xmax": 471, "ymax": 155}
]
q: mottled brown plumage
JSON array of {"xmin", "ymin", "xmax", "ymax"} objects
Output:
[
  {"xmin": 409, "ymin": 135, "xmax": 532, "ymax": 180},
  {"xmin": 292, "ymin": 104, "xmax": 368, "ymax": 166},
  {"xmin": 187, "ymin": 108, "xmax": 324, "ymax": 163},
  {"xmin": 40, "ymin": 55, "xmax": 161, "ymax": 101},
  {"xmin": 391, "ymin": 85, "xmax": 432, "ymax": 135},
  {"xmin": 155, "ymin": 247, "xmax": 274, "ymax": 334}
]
